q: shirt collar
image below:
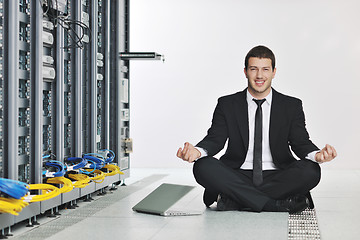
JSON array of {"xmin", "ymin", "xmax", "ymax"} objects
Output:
[{"xmin": 246, "ymin": 88, "xmax": 273, "ymax": 106}]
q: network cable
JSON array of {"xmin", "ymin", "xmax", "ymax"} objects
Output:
[
  {"xmin": 42, "ymin": 153, "xmax": 57, "ymax": 160},
  {"xmin": 65, "ymin": 157, "xmax": 87, "ymax": 171},
  {"xmin": 0, "ymin": 197, "xmax": 29, "ymax": 215},
  {"xmin": 80, "ymin": 159, "xmax": 97, "ymax": 175},
  {"xmin": 23, "ymin": 183, "xmax": 61, "ymax": 202},
  {"xmin": 98, "ymin": 149, "xmax": 115, "ymax": 163},
  {"xmin": 102, "ymin": 164, "xmax": 124, "ymax": 177},
  {"xmin": 0, "ymin": 178, "xmax": 29, "ymax": 199},
  {"xmin": 42, "ymin": 160, "xmax": 66, "ymax": 178},
  {"xmin": 46, "ymin": 177, "xmax": 74, "ymax": 193},
  {"xmin": 40, "ymin": 0, "xmax": 92, "ymax": 49},
  {"xmin": 84, "ymin": 169, "xmax": 106, "ymax": 184},
  {"xmin": 67, "ymin": 173, "xmax": 90, "ymax": 188},
  {"xmin": 83, "ymin": 153, "xmax": 105, "ymax": 169}
]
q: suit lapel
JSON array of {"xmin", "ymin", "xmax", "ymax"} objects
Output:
[
  {"xmin": 233, "ymin": 88, "xmax": 284, "ymax": 153},
  {"xmin": 269, "ymin": 89, "xmax": 283, "ymax": 150},
  {"xmin": 234, "ymin": 89, "xmax": 249, "ymax": 151}
]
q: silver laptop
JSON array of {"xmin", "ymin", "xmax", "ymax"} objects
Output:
[{"xmin": 132, "ymin": 183, "xmax": 203, "ymax": 216}]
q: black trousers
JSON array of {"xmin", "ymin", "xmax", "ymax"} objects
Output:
[{"xmin": 193, "ymin": 157, "xmax": 321, "ymax": 212}]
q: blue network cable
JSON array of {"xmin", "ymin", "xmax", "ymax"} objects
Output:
[
  {"xmin": 42, "ymin": 153, "xmax": 56, "ymax": 158},
  {"xmin": 99, "ymin": 149, "xmax": 115, "ymax": 163},
  {"xmin": 79, "ymin": 159, "xmax": 96, "ymax": 175},
  {"xmin": 65, "ymin": 157, "xmax": 87, "ymax": 171},
  {"xmin": 83, "ymin": 153, "xmax": 105, "ymax": 169},
  {"xmin": 42, "ymin": 160, "xmax": 66, "ymax": 178},
  {"xmin": 0, "ymin": 178, "xmax": 29, "ymax": 199}
]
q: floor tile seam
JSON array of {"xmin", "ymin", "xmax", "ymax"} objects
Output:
[
  {"xmin": 12, "ymin": 174, "xmax": 168, "ymax": 239},
  {"xmin": 58, "ymin": 175, "xmax": 168, "ymax": 217},
  {"xmin": 9, "ymin": 205, "xmax": 117, "ymax": 238},
  {"xmin": 148, "ymin": 218, "xmax": 175, "ymax": 240},
  {"xmin": 57, "ymin": 187, "xmax": 143, "ymax": 219}
]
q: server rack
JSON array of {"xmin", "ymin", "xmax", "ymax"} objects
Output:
[{"xmin": 0, "ymin": 0, "xmax": 131, "ymax": 231}]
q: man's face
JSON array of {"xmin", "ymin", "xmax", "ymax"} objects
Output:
[{"xmin": 244, "ymin": 57, "xmax": 276, "ymax": 99}]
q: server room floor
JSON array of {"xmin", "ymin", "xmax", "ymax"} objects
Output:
[{"xmin": 9, "ymin": 168, "xmax": 360, "ymax": 240}]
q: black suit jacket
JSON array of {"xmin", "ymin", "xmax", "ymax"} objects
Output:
[{"xmin": 196, "ymin": 88, "xmax": 319, "ymax": 169}]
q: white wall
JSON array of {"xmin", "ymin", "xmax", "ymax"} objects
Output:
[{"xmin": 129, "ymin": 0, "xmax": 360, "ymax": 170}]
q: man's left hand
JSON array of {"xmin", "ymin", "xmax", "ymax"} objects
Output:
[{"xmin": 315, "ymin": 144, "xmax": 337, "ymax": 163}]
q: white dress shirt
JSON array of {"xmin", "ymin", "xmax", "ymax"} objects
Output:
[
  {"xmin": 195, "ymin": 89, "xmax": 318, "ymax": 168},
  {"xmin": 242, "ymin": 89, "xmax": 275, "ymax": 170}
]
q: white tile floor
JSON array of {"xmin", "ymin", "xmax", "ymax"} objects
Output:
[
  {"xmin": 11, "ymin": 168, "xmax": 360, "ymax": 240},
  {"xmin": 310, "ymin": 170, "xmax": 360, "ymax": 239}
]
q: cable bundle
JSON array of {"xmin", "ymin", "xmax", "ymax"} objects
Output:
[
  {"xmin": 102, "ymin": 164, "xmax": 124, "ymax": 177},
  {"xmin": 83, "ymin": 153, "xmax": 105, "ymax": 170},
  {"xmin": 99, "ymin": 149, "xmax": 116, "ymax": 164},
  {"xmin": 67, "ymin": 173, "xmax": 91, "ymax": 188},
  {"xmin": 65, "ymin": 157, "xmax": 87, "ymax": 171},
  {"xmin": 41, "ymin": 0, "xmax": 92, "ymax": 49},
  {"xmin": 0, "ymin": 178, "xmax": 29, "ymax": 215},
  {"xmin": 23, "ymin": 183, "xmax": 61, "ymax": 202},
  {"xmin": 84, "ymin": 169, "xmax": 106, "ymax": 184},
  {"xmin": 0, "ymin": 149, "xmax": 121, "ymax": 215},
  {"xmin": 0, "ymin": 148, "xmax": 119, "ymax": 215},
  {"xmin": 43, "ymin": 160, "xmax": 66, "ymax": 178},
  {"xmin": 46, "ymin": 177, "xmax": 74, "ymax": 193},
  {"xmin": 0, "ymin": 197, "xmax": 29, "ymax": 215},
  {"xmin": 0, "ymin": 178, "xmax": 29, "ymax": 199}
]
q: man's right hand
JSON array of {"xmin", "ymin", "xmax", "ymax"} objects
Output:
[{"xmin": 176, "ymin": 142, "xmax": 201, "ymax": 163}]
